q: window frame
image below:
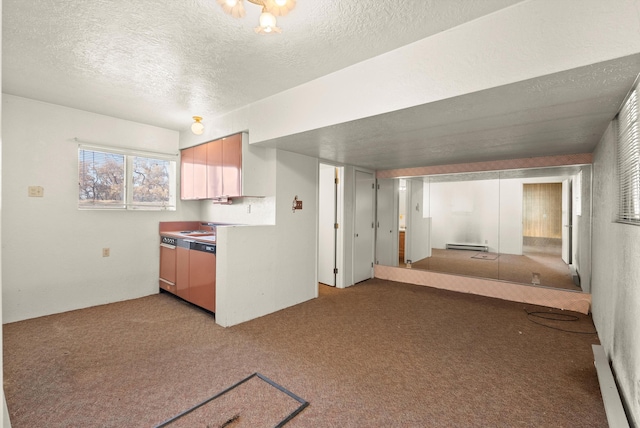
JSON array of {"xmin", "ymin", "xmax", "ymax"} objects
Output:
[
  {"xmin": 616, "ymin": 77, "xmax": 640, "ymax": 226},
  {"xmin": 78, "ymin": 143, "xmax": 178, "ymax": 211}
]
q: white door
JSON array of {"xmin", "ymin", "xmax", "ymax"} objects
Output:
[
  {"xmin": 561, "ymin": 179, "xmax": 572, "ymax": 264},
  {"xmin": 318, "ymin": 164, "xmax": 337, "ymax": 286},
  {"xmin": 376, "ymin": 179, "xmax": 398, "ymax": 266},
  {"xmin": 354, "ymin": 171, "xmax": 375, "ymax": 283}
]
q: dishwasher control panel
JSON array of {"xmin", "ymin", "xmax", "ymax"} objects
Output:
[
  {"xmin": 161, "ymin": 236, "xmax": 177, "ymax": 246},
  {"xmin": 190, "ymin": 242, "xmax": 216, "ymax": 254}
]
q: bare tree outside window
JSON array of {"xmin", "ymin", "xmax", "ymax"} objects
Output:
[
  {"xmin": 132, "ymin": 156, "xmax": 171, "ymax": 207},
  {"xmin": 79, "ymin": 150, "xmax": 125, "ymax": 207},
  {"xmin": 78, "ymin": 148, "xmax": 176, "ymax": 210}
]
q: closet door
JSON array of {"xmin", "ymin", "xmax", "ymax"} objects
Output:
[{"xmin": 354, "ymin": 171, "xmax": 374, "ymax": 283}]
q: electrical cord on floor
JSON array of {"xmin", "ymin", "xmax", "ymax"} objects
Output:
[{"xmin": 524, "ymin": 309, "xmax": 598, "ymax": 334}]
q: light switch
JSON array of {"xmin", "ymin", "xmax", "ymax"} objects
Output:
[{"xmin": 28, "ymin": 186, "xmax": 44, "ymax": 197}]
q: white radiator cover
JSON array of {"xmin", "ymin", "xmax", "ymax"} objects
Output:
[{"xmin": 446, "ymin": 243, "xmax": 489, "ymax": 252}]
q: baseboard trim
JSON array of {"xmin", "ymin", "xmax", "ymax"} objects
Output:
[{"xmin": 592, "ymin": 345, "xmax": 630, "ymax": 428}]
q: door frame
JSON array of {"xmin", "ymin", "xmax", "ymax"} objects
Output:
[
  {"xmin": 562, "ymin": 178, "xmax": 573, "ymax": 264},
  {"xmin": 318, "ymin": 163, "xmax": 345, "ymax": 288}
]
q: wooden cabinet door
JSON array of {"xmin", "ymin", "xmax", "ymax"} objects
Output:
[
  {"xmin": 180, "ymin": 146, "xmax": 195, "ymax": 200},
  {"xmin": 159, "ymin": 245, "xmax": 176, "ymax": 285},
  {"xmin": 189, "ymin": 250, "xmax": 216, "ymax": 312},
  {"xmin": 176, "ymin": 246, "xmax": 190, "ymax": 300},
  {"xmin": 193, "ymin": 143, "xmax": 208, "ymax": 199},
  {"xmin": 206, "ymin": 138, "xmax": 223, "ymax": 198},
  {"xmin": 222, "ymin": 134, "xmax": 242, "ymax": 197}
]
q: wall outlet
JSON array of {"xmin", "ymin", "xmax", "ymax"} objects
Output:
[
  {"xmin": 247, "ymin": 204, "xmax": 251, "ymax": 214},
  {"xmin": 28, "ymin": 186, "xmax": 44, "ymax": 197},
  {"xmin": 102, "ymin": 248, "xmax": 110, "ymax": 257}
]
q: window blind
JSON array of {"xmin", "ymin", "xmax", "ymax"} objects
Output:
[
  {"xmin": 78, "ymin": 146, "xmax": 176, "ymax": 211},
  {"xmin": 618, "ymin": 83, "xmax": 640, "ymax": 224}
]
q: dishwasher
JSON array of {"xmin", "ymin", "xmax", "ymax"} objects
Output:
[
  {"xmin": 188, "ymin": 242, "xmax": 216, "ymax": 313},
  {"xmin": 159, "ymin": 236, "xmax": 177, "ymax": 294}
]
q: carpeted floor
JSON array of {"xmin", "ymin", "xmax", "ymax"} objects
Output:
[
  {"xmin": 3, "ymin": 279, "xmax": 604, "ymax": 427},
  {"xmin": 409, "ymin": 247, "xmax": 579, "ymax": 291}
]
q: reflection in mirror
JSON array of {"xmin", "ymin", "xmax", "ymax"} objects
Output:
[
  {"xmin": 411, "ymin": 172, "xmax": 500, "ymax": 280},
  {"xmin": 378, "ymin": 165, "xmax": 591, "ymax": 293}
]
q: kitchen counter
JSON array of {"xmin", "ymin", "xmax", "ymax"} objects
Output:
[
  {"xmin": 160, "ymin": 230, "xmax": 216, "ymax": 243},
  {"xmin": 159, "ymin": 221, "xmax": 224, "ymax": 243}
]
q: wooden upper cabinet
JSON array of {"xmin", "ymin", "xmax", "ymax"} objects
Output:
[
  {"xmin": 181, "ymin": 144, "xmax": 208, "ymax": 200},
  {"xmin": 193, "ymin": 143, "xmax": 208, "ymax": 199},
  {"xmin": 180, "ymin": 133, "xmax": 247, "ymax": 200},
  {"xmin": 180, "ymin": 146, "xmax": 195, "ymax": 200},
  {"xmin": 180, "ymin": 132, "xmax": 273, "ymax": 201},
  {"xmin": 221, "ymin": 134, "xmax": 242, "ymax": 197},
  {"xmin": 206, "ymin": 138, "xmax": 223, "ymax": 198}
]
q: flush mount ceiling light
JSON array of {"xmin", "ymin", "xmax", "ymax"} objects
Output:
[
  {"xmin": 216, "ymin": 0, "xmax": 296, "ymax": 34},
  {"xmin": 191, "ymin": 116, "xmax": 204, "ymax": 135}
]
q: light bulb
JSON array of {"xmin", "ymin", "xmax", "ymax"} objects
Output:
[
  {"xmin": 191, "ymin": 116, "xmax": 204, "ymax": 135},
  {"xmin": 225, "ymin": 0, "xmax": 238, "ymax": 6},
  {"xmin": 275, "ymin": 0, "xmax": 287, "ymax": 5},
  {"xmin": 259, "ymin": 11, "xmax": 277, "ymax": 30}
]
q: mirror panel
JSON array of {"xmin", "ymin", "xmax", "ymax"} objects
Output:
[{"xmin": 381, "ymin": 165, "xmax": 591, "ymax": 292}]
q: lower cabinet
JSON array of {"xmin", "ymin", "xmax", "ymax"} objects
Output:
[
  {"xmin": 188, "ymin": 249, "xmax": 216, "ymax": 312},
  {"xmin": 176, "ymin": 244, "xmax": 190, "ymax": 301},
  {"xmin": 166, "ymin": 240, "xmax": 216, "ymax": 313}
]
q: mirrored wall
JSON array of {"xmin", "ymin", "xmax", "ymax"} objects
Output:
[{"xmin": 376, "ymin": 165, "xmax": 592, "ymax": 292}]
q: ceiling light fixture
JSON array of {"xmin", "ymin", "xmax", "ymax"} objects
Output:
[
  {"xmin": 191, "ymin": 116, "xmax": 204, "ymax": 135},
  {"xmin": 216, "ymin": 0, "xmax": 296, "ymax": 34}
]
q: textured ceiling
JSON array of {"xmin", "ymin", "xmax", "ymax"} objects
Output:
[
  {"xmin": 260, "ymin": 54, "xmax": 640, "ymax": 170},
  {"xmin": 4, "ymin": 0, "xmax": 640, "ymax": 171},
  {"xmin": 2, "ymin": 0, "xmax": 522, "ymax": 130}
]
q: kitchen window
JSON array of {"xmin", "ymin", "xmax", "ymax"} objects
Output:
[
  {"xmin": 78, "ymin": 144, "xmax": 177, "ymax": 210},
  {"xmin": 617, "ymin": 80, "xmax": 640, "ymax": 225}
]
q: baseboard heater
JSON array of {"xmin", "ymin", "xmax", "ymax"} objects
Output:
[
  {"xmin": 592, "ymin": 345, "xmax": 630, "ymax": 428},
  {"xmin": 446, "ymin": 243, "xmax": 489, "ymax": 252}
]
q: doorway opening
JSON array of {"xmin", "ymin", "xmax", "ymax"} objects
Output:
[{"xmin": 520, "ymin": 181, "xmax": 575, "ymax": 288}]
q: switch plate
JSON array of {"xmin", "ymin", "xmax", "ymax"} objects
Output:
[
  {"xmin": 28, "ymin": 186, "xmax": 44, "ymax": 197},
  {"xmin": 102, "ymin": 248, "xmax": 110, "ymax": 257}
]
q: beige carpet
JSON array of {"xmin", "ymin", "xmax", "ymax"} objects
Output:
[
  {"xmin": 4, "ymin": 279, "xmax": 604, "ymax": 427},
  {"xmin": 409, "ymin": 248, "xmax": 579, "ymax": 291}
]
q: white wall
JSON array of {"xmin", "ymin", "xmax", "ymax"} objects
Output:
[
  {"xmin": 592, "ymin": 122, "xmax": 640, "ymax": 426},
  {"xmin": 499, "ymin": 179, "xmax": 523, "ymax": 255},
  {"xmin": 1, "ymin": 95, "xmax": 200, "ymax": 323},
  {"xmin": 214, "ymin": 150, "xmax": 318, "ymax": 327},
  {"xmin": 430, "ymin": 179, "xmax": 500, "ymax": 252}
]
